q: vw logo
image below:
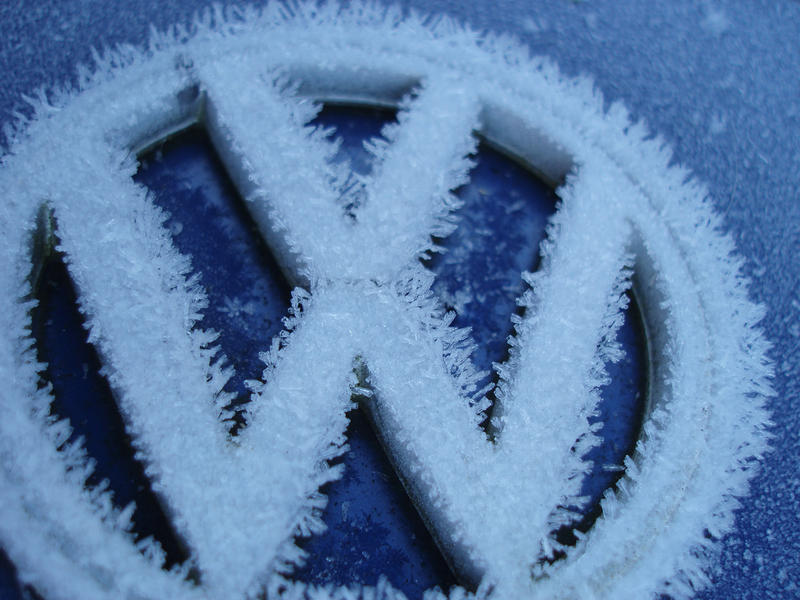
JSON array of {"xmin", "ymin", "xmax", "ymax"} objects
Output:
[{"xmin": 0, "ymin": 5, "xmax": 772, "ymax": 599}]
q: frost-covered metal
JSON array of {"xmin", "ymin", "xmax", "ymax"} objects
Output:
[{"xmin": 0, "ymin": 4, "xmax": 772, "ymax": 599}]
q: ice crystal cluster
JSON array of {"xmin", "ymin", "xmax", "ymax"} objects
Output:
[{"xmin": 0, "ymin": 3, "xmax": 772, "ymax": 599}]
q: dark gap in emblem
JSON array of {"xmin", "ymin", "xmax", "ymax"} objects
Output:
[
  {"xmin": 425, "ymin": 141, "xmax": 649, "ymax": 559},
  {"xmin": 29, "ymin": 235, "xmax": 191, "ymax": 571},
  {"xmin": 291, "ymin": 407, "xmax": 458, "ymax": 597},
  {"xmin": 134, "ymin": 126, "xmax": 292, "ymax": 434},
  {"xmin": 309, "ymin": 103, "xmax": 399, "ymax": 219},
  {"xmin": 0, "ymin": 548, "xmax": 45, "ymax": 600}
]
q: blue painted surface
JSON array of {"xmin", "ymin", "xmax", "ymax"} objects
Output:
[{"xmin": 0, "ymin": 2, "xmax": 798, "ymax": 598}]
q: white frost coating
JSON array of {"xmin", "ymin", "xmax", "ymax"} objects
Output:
[
  {"xmin": 200, "ymin": 60, "xmax": 351, "ymax": 285},
  {"xmin": 491, "ymin": 163, "xmax": 635, "ymax": 563},
  {"xmin": 201, "ymin": 63, "xmax": 480, "ymax": 284},
  {"xmin": 0, "ymin": 2, "xmax": 772, "ymax": 600},
  {"xmin": 356, "ymin": 77, "xmax": 480, "ymax": 276}
]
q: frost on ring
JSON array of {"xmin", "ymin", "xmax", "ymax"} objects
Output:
[{"xmin": 0, "ymin": 4, "xmax": 772, "ymax": 600}]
